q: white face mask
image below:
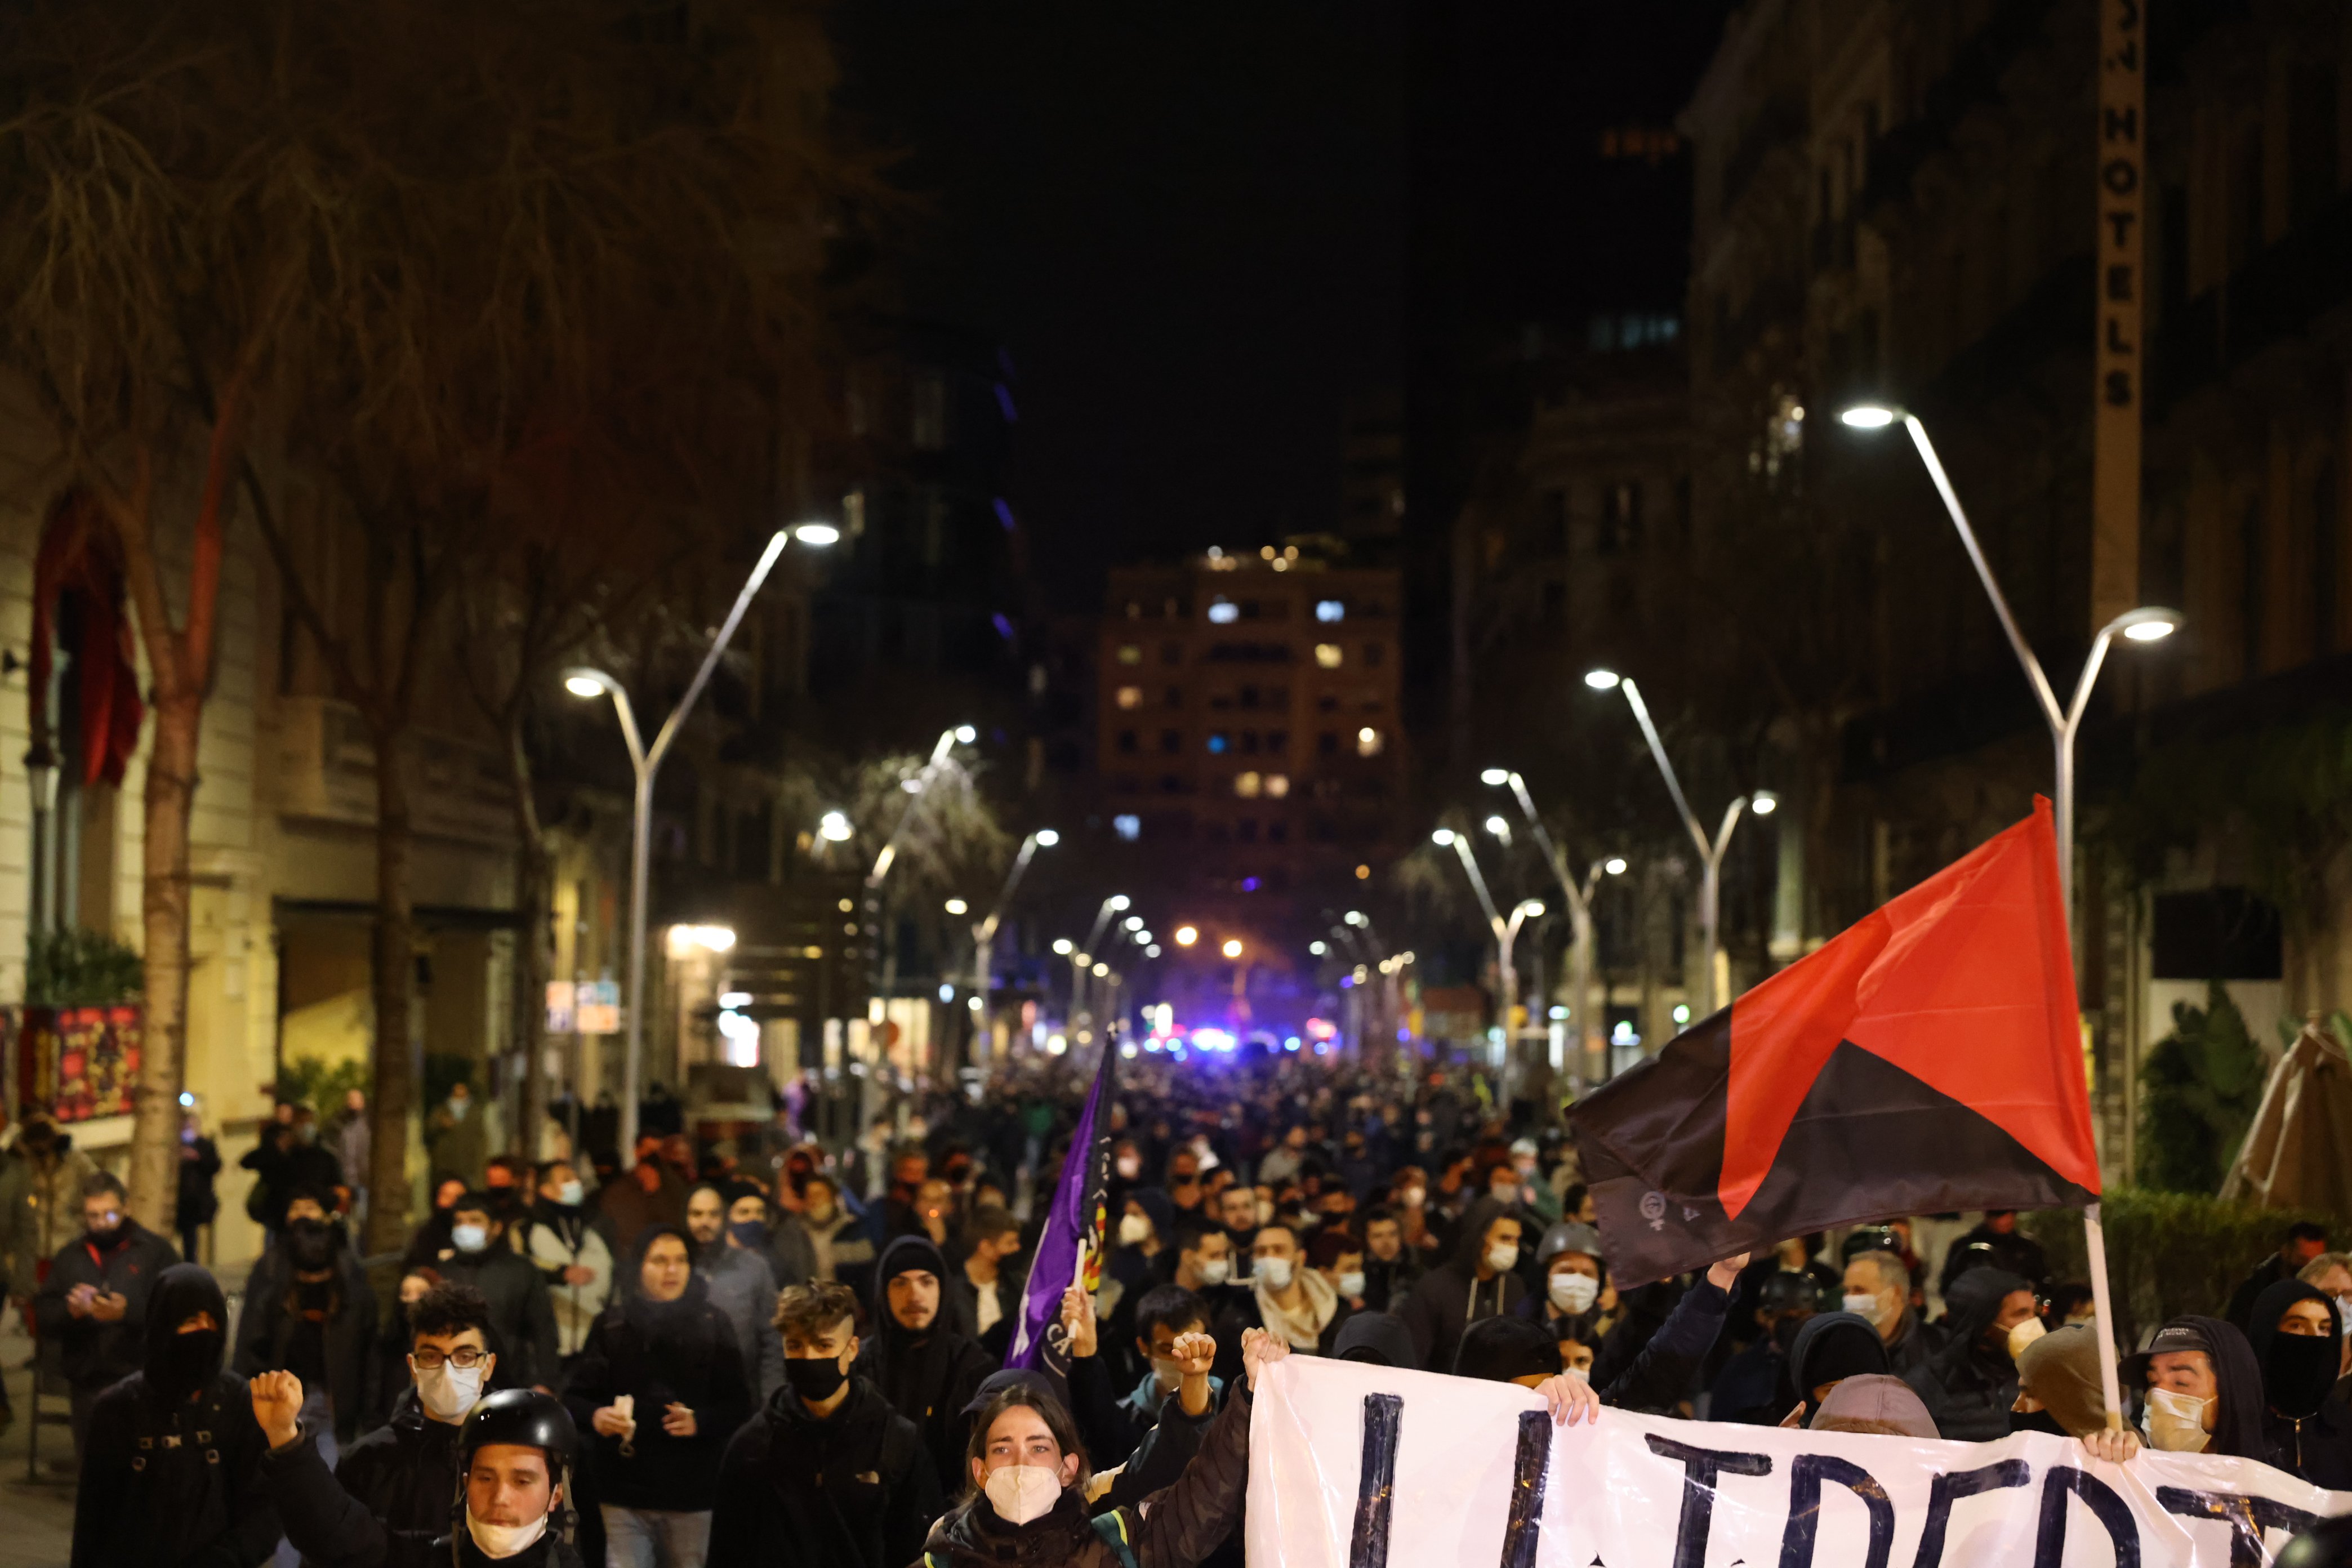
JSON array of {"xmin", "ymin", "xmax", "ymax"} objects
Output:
[
  {"xmin": 1150, "ymin": 1354, "xmax": 1184, "ymax": 1392},
  {"xmin": 2007, "ymin": 1317, "xmax": 2047, "ymax": 1360},
  {"xmin": 555, "ymin": 1181, "xmax": 583, "ymax": 1208},
  {"xmin": 1337, "ymin": 1271, "xmax": 1367, "ymax": 1299},
  {"xmin": 1485, "ymin": 1242, "xmax": 1519, "ymax": 1275},
  {"xmin": 452, "ymin": 1224, "xmax": 489, "ymax": 1254},
  {"xmin": 1195, "ymin": 1258, "xmax": 1230, "ymax": 1288},
  {"xmin": 2336, "ymin": 1295, "xmax": 2352, "ymax": 1337},
  {"xmin": 983, "ymin": 1463, "xmax": 1064, "ymax": 1525},
  {"xmin": 1400, "ymin": 1187, "xmax": 1426, "ymax": 1209},
  {"xmin": 2142, "ymin": 1387, "xmax": 2212, "ymax": 1452},
  {"xmin": 417, "ymin": 1361, "xmax": 487, "ymax": 1422},
  {"xmin": 1255, "ymin": 1257, "xmax": 1294, "ymax": 1291},
  {"xmin": 1549, "ymin": 1273, "xmax": 1600, "ymax": 1313},
  {"xmin": 1842, "ymin": 1291, "xmax": 1886, "ymax": 1326},
  {"xmin": 1115, "ymin": 1155, "xmax": 1142, "ymax": 1180},
  {"xmin": 466, "ymin": 1510, "xmax": 549, "ymax": 1559},
  {"xmin": 1562, "ymin": 1365, "xmax": 1591, "ymax": 1385},
  {"xmin": 1117, "ymin": 1214, "xmax": 1152, "ymax": 1246}
]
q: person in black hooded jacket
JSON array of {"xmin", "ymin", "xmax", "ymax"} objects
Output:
[
  {"xmin": 1396, "ymin": 1197, "xmax": 1525, "ymax": 1373},
  {"xmin": 853, "ymin": 1232, "xmax": 999, "ymax": 1495},
  {"xmin": 1783, "ymin": 1311, "xmax": 1889, "ymax": 1425},
  {"xmin": 235, "ymin": 1199, "xmax": 376, "ymax": 1447},
  {"xmin": 1901, "ymin": 1266, "xmax": 2035, "ymax": 1442},
  {"xmin": 72, "ymin": 1262, "xmax": 280, "ymax": 1568},
  {"xmin": 2123, "ymin": 1315, "xmax": 2270, "ymax": 1461},
  {"xmin": 563, "ymin": 1224, "xmax": 748, "ymax": 1564},
  {"xmin": 2248, "ymin": 1280, "xmax": 2352, "ymax": 1488},
  {"xmin": 706, "ymin": 1280, "xmax": 941, "ymax": 1568}
]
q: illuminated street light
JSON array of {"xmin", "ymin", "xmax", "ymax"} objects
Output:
[
  {"xmin": 1035, "ymin": 828, "xmax": 1061, "ymax": 847},
  {"xmin": 1110, "ymin": 894, "xmax": 1132, "ymax": 912},
  {"xmin": 1092, "ymin": 962, "xmax": 1109, "ymax": 978},
  {"xmin": 944, "ymin": 898, "xmax": 968, "ymax": 916},
  {"xmin": 819, "ymin": 810, "xmax": 854, "ymax": 842},
  {"xmin": 1310, "ymin": 940, "xmax": 1328, "ymax": 956},
  {"xmin": 1175, "ymin": 925, "xmax": 1199, "ymax": 947},
  {"xmin": 1220, "ymin": 938, "xmax": 1244, "ymax": 959},
  {"xmin": 564, "ymin": 673, "xmax": 605, "ymax": 699},
  {"xmin": 1431, "ymin": 827, "xmax": 1455, "ymax": 847},
  {"xmin": 1053, "ymin": 938, "xmax": 1074, "ymax": 956},
  {"xmin": 1583, "ymin": 668, "xmax": 1621, "ymax": 691},
  {"xmin": 793, "ymin": 520, "xmax": 842, "ymax": 546},
  {"xmin": 1750, "ymin": 791, "xmax": 1779, "ymax": 817},
  {"xmin": 1480, "ymin": 767, "xmax": 1509, "ymax": 786},
  {"xmin": 955, "ymin": 724, "xmax": 978, "ymax": 744},
  {"xmin": 1837, "ymin": 404, "xmax": 1900, "ymax": 429},
  {"xmin": 1604, "ymin": 856, "xmax": 1628, "ymax": 876},
  {"xmin": 1123, "ymin": 915, "xmax": 1143, "ymax": 930}
]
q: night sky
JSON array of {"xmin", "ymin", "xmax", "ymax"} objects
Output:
[{"xmin": 834, "ymin": 3, "xmax": 1731, "ymax": 614}]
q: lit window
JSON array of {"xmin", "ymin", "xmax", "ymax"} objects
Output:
[
  {"xmin": 1207, "ymin": 599, "xmax": 1239, "ymax": 624},
  {"xmin": 1113, "ymin": 814, "xmax": 1141, "ymax": 841},
  {"xmin": 1116, "ymin": 644, "xmax": 1142, "ymax": 665},
  {"xmin": 1115, "ymin": 685, "xmax": 1142, "ymax": 709},
  {"xmin": 1265, "ymin": 773, "xmax": 1290, "ymax": 798},
  {"xmin": 1235, "ymin": 771, "xmax": 1262, "ymax": 798},
  {"xmin": 1207, "ymin": 733, "xmax": 1229, "ymax": 754},
  {"xmin": 1315, "ymin": 643, "xmax": 1344, "ymax": 669},
  {"xmin": 1356, "ymin": 727, "xmax": 1383, "ymax": 756},
  {"xmin": 1316, "ymin": 600, "xmax": 1344, "ymax": 622}
]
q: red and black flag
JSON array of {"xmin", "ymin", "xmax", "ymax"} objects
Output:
[{"xmin": 1567, "ymin": 798, "xmax": 2098, "ymax": 1285}]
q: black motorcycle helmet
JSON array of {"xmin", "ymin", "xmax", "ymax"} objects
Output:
[
  {"xmin": 1759, "ymin": 1269, "xmax": 1825, "ymax": 1314},
  {"xmin": 449, "ymin": 1390, "xmax": 579, "ymax": 1550}
]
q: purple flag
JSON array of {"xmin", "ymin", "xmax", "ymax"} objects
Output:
[{"xmin": 1006, "ymin": 1040, "xmax": 1117, "ymax": 1371}]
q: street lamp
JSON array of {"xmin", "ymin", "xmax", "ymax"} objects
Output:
[
  {"xmin": 970, "ymin": 828, "xmax": 1058, "ymax": 1059},
  {"xmin": 1484, "ymin": 768, "xmax": 1629, "ymax": 1092},
  {"xmin": 1220, "ymin": 938, "xmax": 1244, "ymax": 959},
  {"xmin": 1837, "ymin": 403, "xmax": 2182, "ymax": 919},
  {"xmin": 1584, "ymin": 667, "xmax": 1767, "ymax": 1018},
  {"xmin": 1174, "ymin": 925, "xmax": 1199, "ymax": 947},
  {"xmin": 1841, "ymin": 401, "xmax": 2182, "ymax": 1434},
  {"xmin": 562, "ymin": 521, "xmax": 832, "ymax": 1163}
]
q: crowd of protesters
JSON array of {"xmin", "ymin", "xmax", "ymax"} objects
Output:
[{"xmin": 10, "ymin": 1050, "xmax": 2352, "ymax": 1566}]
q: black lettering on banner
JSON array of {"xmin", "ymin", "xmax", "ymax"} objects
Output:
[
  {"xmin": 2106, "ymin": 265, "xmax": 2135, "ymax": 302},
  {"xmin": 2104, "ymin": 105, "xmax": 2139, "ymax": 144},
  {"xmin": 1348, "ymin": 1393, "xmax": 1404, "ymax": 1568},
  {"xmin": 1499, "ymin": 1410, "xmax": 1553, "ymax": 1568},
  {"xmin": 2105, "ymin": 210, "xmax": 2138, "ymax": 246},
  {"xmin": 1778, "ymin": 1454, "xmax": 1894, "ymax": 1568},
  {"xmin": 1908, "ymin": 1460, "xmax": 2030, "ymax": 1568},
  {"xmin": 1647, "ymin": 1434, "xmax": 1774, "ymax": 1568},
  {"xmin": 2032, "ymin": 1467, "xmax": 2141, "ymax": 1568},
  {"xmin": 2106, "ymin": 317, "xmax": 2136, "ymax": 354},
  {"xmin": 2106, "ymin": 371, "xmax": 2135, "ymax": 406},
  {"xmin": 2117, "ymin": 0, "xmax": 2139, "ymax": 29},
  {"xmin": 2102, "ymin": 158, "xmax": 2140, "ymax": 196},
  {"xmin": 2156, "ymin": 1486, "xmax": 2320, "ymax": 1568}
]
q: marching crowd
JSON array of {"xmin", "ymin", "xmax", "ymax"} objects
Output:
[{"xmin": 10, "ymin": 1050, "xmax": 2352, "ymax": 1567}]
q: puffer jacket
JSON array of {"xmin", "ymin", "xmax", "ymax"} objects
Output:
[{"xmin": 916, "ymin": 1379, "xmax": 1255, "ymax": 1568}]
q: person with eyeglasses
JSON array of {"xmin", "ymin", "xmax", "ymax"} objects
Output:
[{"xmin": 254, "ymin": 1281, "xmax": 505, "ymax": 1567}]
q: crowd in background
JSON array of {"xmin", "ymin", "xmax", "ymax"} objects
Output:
[{"xmin": 8, "ymin": 1048, "xmax": 2352, "ymax": 1567}]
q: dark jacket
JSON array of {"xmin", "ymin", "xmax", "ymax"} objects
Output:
[
  {"xmin": 916, "ymin": 1378, "xmax": 1255, "ymax": 1568},
  {"xmin": 2143, "ymin": 1313, "xmax": 2273, "ymax": 1461},
  {"xmin": 1881, "ymin": 1308, "xmax": 1943, "ymax": 1379},
  {"xmin": 562, "ymin": 1246, "xmax": 750, "ymax": 1513},
  {"xmin": 1361, "ymin": 1253, "xmax": 1420, "ymax": 1315},
  {"xmin": 323, "ymin": 1386, "xmax": 466, "ymax": 1557},
  {"xmin": 178, "ymin": 1134, "xmax": 224, "ymax": 1228},
  {"xmin": 235, "ymin": 1231, "xmax": 377, "ymax": 1441},
  {"xmin": 437, "ymin": 1236, "xmax": 562, "ymax": 1391},
  {"xmin": 72, "ymin": 1263, "xmax": 279, "ymax": 1568},
  {"xmin": 2248, "ymin": 1280, "xmax": 2352, "ymax": 1487},
  {"xmin": 946, "ymin": 1256, "xmax": 1030, "ymax": 1360},
  {"xmin": 1903, "ymin": 1268, "xmax": 2029, "ymax": 1442},
  {"xmin": 706, "ymin": 1376, "xmax": 939, "ymax": 1568},
  {"xmin": 242, "ymin": 1139, "xmax": 344, "ymax": 1233},
  {"xmin": 2228, "ymin": 1251, "xmax": 2305, "ymax": 1332},
  {"xmin": 1591, "ymin": 1279, "xmax": 1731, "ymax": 1414},
  {"xmin": 36, "ymin": 1215, "xmax": 180, "ymax": 1388},
  {"xmin": 1395, "ymin": 1198, "xmax": 1526, "ymax": 1373},
  {"xmin": 264, "ymin": 1418, "xmax": 584, "ymax": 1568},
  {"xmin": 856, "ymin": 1235, "xmax": 1000, "ymax": 1496}
]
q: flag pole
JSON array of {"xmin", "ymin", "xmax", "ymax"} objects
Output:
[{"xmin": 2083, "ymin": 1202, "xmax": 2126, "ymax": 1429}]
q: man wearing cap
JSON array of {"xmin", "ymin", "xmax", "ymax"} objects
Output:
[
  {"xmin": 2123, "ymin": 1315, "xmax": 2272, "ymax": 1459},
  {"xmin": 707, "ymin": 1281, "xmax": 939, "ymax": 1568},
  {"xmin": 255, "ymin": 1370, "xmax": 585, "ymax": 1567}
]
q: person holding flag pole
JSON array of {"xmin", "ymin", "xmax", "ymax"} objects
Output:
[{"xmin": 1008, "ymin": 1031, "xmax": 1120, "ymax": 1383}]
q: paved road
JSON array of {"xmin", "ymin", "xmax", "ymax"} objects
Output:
[{"xmin": 0, "ymin": 1320, "xmax": 76, "ymax": 1568}]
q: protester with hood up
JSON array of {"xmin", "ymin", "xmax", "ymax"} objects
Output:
[
  {"xmin": 913, "ymin": 1328, "xmax": 1286, "ymax": 1568},
  {"xmin": 2012, "ymin": 1323, "xmax": 2144, "ymax": 1464},
  {"xmin": 72, "ymin": 1262, "xmax": 279, "ymax": 1568},
  {"xmin": 234, "ymin": 1188, "xmax": 377, "ymax": 1450},
  {"xmin": 1784, "ymin": 1311, "xmax": 1890, "ymax": 1426},
  {"xmin": 1711, "ymin": 1270, "xmax": 1820, "ymax": 1425},
  {"xmin": 1901, "ymin": 1266, "xmax": 2035, "ymax": 1441},
  {"xmin": 1397, "ymin": 1197, "xmax": 1525, "ymax": 1373},
  {"xmin": 1456, "ymin": 1316, "xmax": 1570, "ymax": 1386},
  {"xmin": 854, "ymin": 1232, "xmax": 1000, "ymax": 1495},
  {"xmin": 1807, "ymin": 1374, "xmax": 1939, "ymax": 1438},
  {"xmin": 706, "ymin": 1281, "xmax": 940, "ymax": 1568},
  {"xmin": 2248, "ymin": 1280, "xmax": 2352, "ymax": 1488},
  {"xmin": 2122, "ymin": 1316, "xmax": 2270, "ymax": 1460},
  {"xmin": 37, "ymin": 1168, "xmax": 180, "ymax": 1453},
  {"xmin": 563, "ymin": 1224, "xmax": 750, "ymax": 1566},
  {"xmin": 684, "ymin": 1182, "xmax": 785, "ymax": 1400},
  {"xmin": 1937, "ymin": 1210, "xmax": 2050, "ymax": 1297},
  {"xmin": 1331, "ymin": 1311, "xmax": 1417, "ymax": 1369},
  {"xmin": 436, "ymin": 1190, "xmax": 562, "ymax": 1393},
  {"xmin": 257, "ymin": 1372, "xmax": 587, "ymax": 1568}
]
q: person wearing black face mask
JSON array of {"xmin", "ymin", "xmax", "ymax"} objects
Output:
[
  {"xmin": 37, "ymin": 1169, "xmax": 179, "ymax": 1458},
  {"xmin": 2249, "ymin": 1280, "xmax": 2352, "ymax": 1488},
  {"xmin": 235, "ymin": 1190, "xmax": 377, "ymax": 1454},
  {"xmin": 72, "ymin": 1263, "xmax": 280, "ymax": 1568},
  {"xmin": 707, "ymin": 1282, "xmax": 941, "ymax": 1568}
]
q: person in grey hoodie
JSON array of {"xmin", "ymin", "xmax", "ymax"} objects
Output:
[{"xmin": 687, "ymin": 1183, "xmax": 784, "ymax": 1399}]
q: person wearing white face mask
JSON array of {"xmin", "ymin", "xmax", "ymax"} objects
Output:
[
  {"xmin": 1840, "ymin": 1249, "xmax": 1939, "ymax": 1378},
  {"xmin": 916, "ymin": 1329, "xmax": 1288, "ymax": 1568},
  {"xmin": 438, "ymin": 1194, "xmax": 563, "ymax": 1395},
  {"xmin": 253, "ymin": 1282, "xmax": 529, "ymax": 1566},
  {"xmin": 1397, "ymin": 1197, "xmax": 1526, "ymax": 1373},
  {"xmin": 1517, "ymin": 1226, "xmax": 1747, "ymax": 1415},
  {"xmin": 2120, "ymin": 1316, "xmax": 2269, "ymax": 1462},
  {"xmin": 522, "ymin": 1160, "xmax": 612, "ymax": 1367},
  {"xmin": 1237, "ymin": 1222, "xmax": 1339, "ymax": 1356}
]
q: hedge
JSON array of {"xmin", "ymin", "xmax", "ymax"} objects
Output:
[{"xmin": 2021, "ymin": 1188, "xmax": 2336, "ymax": 1352}]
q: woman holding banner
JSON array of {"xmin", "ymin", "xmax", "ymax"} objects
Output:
[{"xmin": 914, "ymin": 1328, "xmax": 1288, "ymax": 1568}]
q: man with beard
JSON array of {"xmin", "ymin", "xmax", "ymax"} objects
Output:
[
  {"xmin": 1901, "ymin": 1266, "xmax": 2038, "ymax": 1441},
  {"xmin": 1357, "ymin": 1207, "xmax": 1419, "ymax": 1312},
  {"xmin": 37, "ymin": 1170, "xmax": 179, "ymax": 1454},
  {"xmin": 564, "ymin": 1226, "xmax": 749, "ymax": 1565},
  {"xmin": 706, "ymin": 1281, "xmax": 941, "ymax": 1568},
  {"xmin": 73, "ymin": 1262, "xmax": 279, "ymax": 1568},
  {"xmin": 853, "ymin": 1234, "xmax": 998, "ymax": 1495},
  {"xmin": 235, "ymin": 1186, "xmax": 377, "ymax": 1462},
  {"xmin": 684, "ymin": 1183, "xmax": 785, "ymax": 1399}
]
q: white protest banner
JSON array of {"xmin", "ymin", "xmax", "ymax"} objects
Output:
[{"xmin": 1247, "ymin": 1357, "xmax": 2352, "ymax": 1568}]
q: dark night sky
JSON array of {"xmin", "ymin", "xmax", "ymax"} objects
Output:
[{"xmin": 832, "ymin": 4, "xmax": 1730, "ymax": 613}]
